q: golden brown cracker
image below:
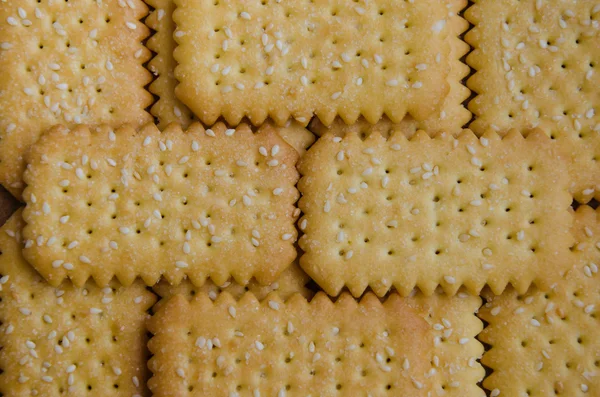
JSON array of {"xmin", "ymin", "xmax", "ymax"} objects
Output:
[
  {"xmin": 308, "ymin": 0, "xmax": 471, "ymax": 138},
  {"xmin": 173, "ymin": 0, "xmax": 455, "ymax": 127},
  {"xmin": 0, "ymin": 209, "xmax": 156, "ymax": 396},
  {"xmin": 148, "ymin": 291, "xmax": 484, "ymax": 396},
  {"xmin": 266, "ymin": 120, "xmax": 316, "ymax": 157},
  {"xmin": 0, "ymin": 0, "xmax": 153, "ymax": 199},
  {"xmin": 479, "ymin": 205, "xmax": 600, "ymax": 396},
  {"xmin": 152, "ymin": 261, "xmax": 314, "ymax": 312},
  {"xmin": 22, "ymin": 122, "xmax": 300, "ymax": 288},
  {"xmin": 298, "ymin": 129, "xmax": 573, "ymax": 297},
  {"xmin": 146, "ymin": 0, "xmax": 195, "ymax": 128},
  {"xmin": 465, "ymin": 0, "xmax": 600, "ymax": 203}
]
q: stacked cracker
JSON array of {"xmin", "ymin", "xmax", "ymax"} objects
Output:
[{"xmin": 0, "ymin": 0, "xmax": 598, "ymax": 396}]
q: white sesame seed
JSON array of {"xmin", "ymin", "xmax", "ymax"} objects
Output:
[
  {"xmin": 90, "ymin": 308, "xmax": 102, "ymax": 314},
  {"xmin": 331, "ymin": 91, "xmax": 342, "ymax": 100},
  {"xmin": 268, "ymin": 301, "xmax": 280, "ymax": 311},
  {"xmin": 175, "ymin": 261, "xmax": 188, "ymax": 269},
  {"xmin": 228, "ymin": 306, "xmax": 236, "ymax": 318},
  {"xmin": 444, "ymin": 276, "xmax": 456, "ymax": 284},
  {"xmin": 530, "ymin": 319, "xmax": 541, "ymax": 327}
]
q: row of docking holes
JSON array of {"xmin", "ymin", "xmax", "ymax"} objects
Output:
[
  {"xmin": 337, "ymin": 165, "xmax": 538, "ymax": 177},
  {"xmin": 57, "ymin": 158, "xmax": 269, "ymax": 185},
  {"xmin": 212, "ymin": 0, "xmax": 404, "ymax": 19}
]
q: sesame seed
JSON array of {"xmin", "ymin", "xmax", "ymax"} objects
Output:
[
  {"xmin": 175, "ymin": 261, "xmax": 188, "ymax": 269},
  {"xmin": 300, "ymin": 219, "xmax": 307, "ymax": 230},
  {"xmin": 268, "ymin": 301, "xmax": 280, "ymax": 310},
  {"xmin": 444, "ymin": 276, "xmax": 456, "ymax": 284},
  {"xmin": 228, "ymin": 306, "xmax": 236, "ymax": 318},
  {"xmin": 126, "ymin": 21, "xmax": 137, "ymax": 30},
  {"xmin": 255, "ymin": 341, "xmax": 264, "ymax": 350},
  {"xmin": 530, "ymin": 319, "xmax": 541, "ymax": 327}
]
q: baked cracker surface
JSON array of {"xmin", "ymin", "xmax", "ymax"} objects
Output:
[
  {"xmin": 22, "ymin": 122, "xmax": 300, "ymax": 288},
  {"xmin": 479, "ymin": 205, "xmax": 600, "ymax": 396},
  {"xmin": 298, "ymin": 129, "xmax": 573, "ymax": 297},
  {"xmin": 0, "ymin": 209, "xmax": 156, "ymax": 396},
  {"xmin": 0, "ymin": 0, "xmax": 153, "ymax": 199},
  {"xmin": 466, "ymin": 0, "xmax": 600, "ymax": 203},
  {"xmin": 173, "ymin": 0, "xmax": 454, "ymax": 126},
  {"xmin": 148, "ymin": 290, "xmax": 484, "ymax": 396}
]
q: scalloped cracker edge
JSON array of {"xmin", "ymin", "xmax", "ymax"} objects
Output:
[
  {"xmin": 22, "ymin": 122, "xmax": 300, "ymax": 288},
  {"xmin": 479, "ymin": 205, "xmax": 600, "ymax": 396},
  {"xmin": 298, "ymin": 129, "xmax": 573, "ymax": 297},
  {"xmin": 465, "ymin": 0, "xmax": 600, "ymax": 203},
  {"xmin": 148, "ymin": 290, "xmax": 484, "ymax": 396},
  {"xmin": 173, "ymin": 0, "xmax": 456, "ymax": 127},
  {"xmin": 0, "ymin": 0, "xmax": 153, "ymax": 199},
  {"xmin": 0, "ymin": 209, "xmax": 157, "ymax": 396}
]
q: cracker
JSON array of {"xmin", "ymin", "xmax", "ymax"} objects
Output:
[
  {"xmin": 172, "ymin": 0, "xmax": 455, "ymax": 127},
  {"xmin": 268, "ymin": 120, "xmax": 316, "ymax": 158},
  {"xmin": 465, "ymin": 0, "xmax": 600, "ymax": 203},
  {"xmin": 22, "ymin": 122, "xmax": 300, "ymax": 288},
  {"xmin": 309, "ymin": 0, "xmax": 471, "ymax": 138},
  {"xmin": 0, "ymin": 0, "xmax": 153, "ymax": 199},
  {"xmin": 146, "ymin": 0, "xmax": 195, "ymax": 129},
  {"xmin": 0, "ymin": 209, "xmax": 156, "ymax": 396},
  {"xmin": 148, "ymin": 290, "xmax": 484, "ymax": 396},
  {"xmin": 152, "ymin": 261, "xmax": 314, "ymax": 313},
  {"xmin": 479, "ymin": 205, "xmax": 600, "ymax": 396},
  {"xmin": 297, "ymin": 129, "xmax": 573, "ymax": 297}
]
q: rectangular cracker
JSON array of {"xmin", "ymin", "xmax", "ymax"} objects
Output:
[
  {"xmin": 148, "ymin": 290, "xmax": 484, "ymax": 396},
  {"xmin": 465, "ymin": 0, "xmax": 600, "ymax": 203},
  {"xmin": 297, "ymin": 129, "xmax": 573, "ymax": 297},
  {"xmin": 173, "ymin": 0, "xmax": 454, "ymax": 127},
  {"xmin": 0, "ymin": 0, "xmax": 153, "ymax": 199},
  {"xmin": 152, "ymin": 260, "xmax": 314, "ymax": 312},
  {"xmin": 479, "ymin": 205, "xmax": 600, "ymax": 396},
  {"xmin": 21, "ymin": 122, "xmax": 300, "ymax": 288},
  {"xmin": 0, "ymin": 209, "xmax": 156, "ymax": 396},
  {"xmin": 308, "ymin": 0, "xmax": 471, "ymax": 138},
  {"xmin": 146, "ymin": 0, "xmax": 195, "ymax": 129}
]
